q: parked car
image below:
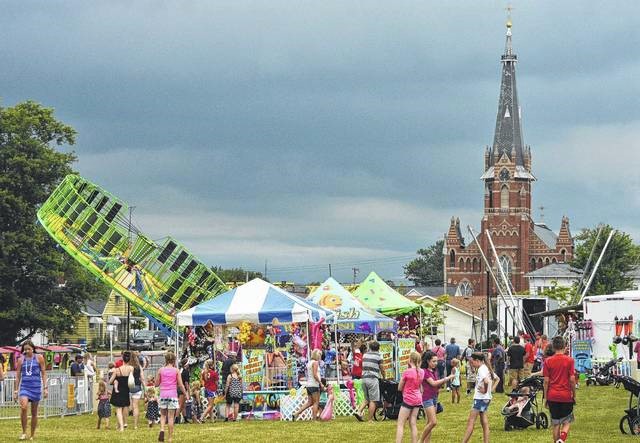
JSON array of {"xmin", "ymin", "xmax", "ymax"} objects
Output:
[{"xmin": 130, "ymin": 330, "xmax": 168, "ymax": 351}]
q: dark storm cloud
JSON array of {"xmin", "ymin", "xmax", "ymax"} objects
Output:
[{"xmin": 1, "ymin": 1, "xmax": 638, "ymax": 282}]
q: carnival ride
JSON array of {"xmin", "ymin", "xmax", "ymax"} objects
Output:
[{"xmin": 37, "ymin": 175, "xmax": 228, "ymax": 333}]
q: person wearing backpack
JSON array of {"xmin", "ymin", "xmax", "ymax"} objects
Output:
[
  {"xmin": 433, "ymin": 339, "xmax": 446, "ymax": 380},
  {"xmin": 224, "ymin": 364, "xmax": 243, "ymax": 421}
]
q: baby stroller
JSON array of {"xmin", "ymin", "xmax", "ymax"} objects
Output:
[
  {"xmin": 501, "ymin": 376, "xmax": 548, "ymax": 431},
  {"xmin": 373, "ymin": 379, "xmax": 424, "ymax": 421},
  {"xmin": 616, "ymin": 375, "xmax": 640, "ymax": 435},
  {"xmin": 586, "ymin": 357, "xmax": 622, "ymax": 386}
]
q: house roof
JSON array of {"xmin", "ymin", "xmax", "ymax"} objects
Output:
[
  {"xmin": 628, "ymin": 265, "xmax": 640, "ymax": 279},
  {"xmin": 82, "ymin": 300, "xmax": 108, "ymax": 317},
  {"xmin": 415, "ymin": 294, "xmax": 482, "ymax": 319},
  {"xmin": 404, "ymin": 286, "xmax": 456, "ymax": 298},
  {"xmin": 525, "ymin": 262, "xmax": 583, "ymax": 279},
  {"xmin": 533, "ymin": 223, "xmax": 558, "ymax": 249}
]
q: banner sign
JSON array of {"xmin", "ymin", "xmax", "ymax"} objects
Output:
[
  {"xmin": 378, "ymin": 341, "xmax": 395, "ymax": 379},
  {"xmin": 397, "ymin": 339, "xmax": 415, "ymax": 375},
  {"xmin": 572, "ymin": 339, "xmax": 592, "ymax": 373},
  {"xmin": 242, "ymin": 349, "xmax": 265, "ymax": 390}
]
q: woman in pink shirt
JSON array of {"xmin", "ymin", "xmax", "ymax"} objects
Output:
[
  {"xmin": 421, "ymin": 351, "xmax": 455, "ymax": 443},
  {"xmin": 395, "ymin": 352, "xmax": 425, "ymax": 443},
  {"xmin": 155, "ymin": 351, "xmax": 186, "ymax": 443}
]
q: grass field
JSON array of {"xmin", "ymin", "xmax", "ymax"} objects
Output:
[{"xmin": 0, "ymin": 384, "xmax": 633, "ymax": 442}]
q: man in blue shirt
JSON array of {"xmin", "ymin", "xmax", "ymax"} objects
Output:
[{"xmin": 445, "ymin": 337, "xmax": 461, "ymax": 389}]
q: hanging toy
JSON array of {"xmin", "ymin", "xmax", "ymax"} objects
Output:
[
  {"xmin": 346, "ymin": 380, "xmax": 356, "ymax": 408},
  {"xmin": 310, "ymin": 319, "xmax": 325, "ymax": 350},
  {"xmin": 319, "ymin": 385, "xmax": 335, "ymax": 421},
  {"xmin": 238, "ymin": 321, "xmax": 252, "ymax": 345}
]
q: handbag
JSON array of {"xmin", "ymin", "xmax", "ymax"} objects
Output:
[
  {"xmin": 127, "ymin": 371, "xmax": 135, "ymax": 390},
  {"xmin": 436, "ymin": 402, "xmax": 444, "ymax": 414}
]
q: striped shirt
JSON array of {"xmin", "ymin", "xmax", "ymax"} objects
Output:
[{"xmin": 362, "ymin": 351, "xmax": 382, "ymax": 379}]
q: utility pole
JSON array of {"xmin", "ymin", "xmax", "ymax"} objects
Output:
[
  {"xmin": 126, "ymin": 206, "xmax": 135, "ymax": 350},
  {"xmin": 264, "ymin": 259, "xmax": 268, "ymax": 280},
  {"xmin": 352, "ymin": 267, "xmax": 359, "ymax": 285}
]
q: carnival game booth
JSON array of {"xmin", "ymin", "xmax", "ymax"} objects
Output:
[
  {"xmin": 352, "ymin": 272, "xmax": 423, "ymax": 379},
  {"xmin": 177, "ymin": 278, "xmax": 345, "ymax": 420},
  {"xmin": 577, "ymin": 291, "xmax": 640, "ymax": 379},
  {"xmin": 307, "ymin": 277, "xmax": 397, "ymax": 380}
]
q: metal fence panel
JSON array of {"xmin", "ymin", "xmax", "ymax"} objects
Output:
[{"xmin": 0, "ymin": 375, "xmax": 94, "ymax": 420}]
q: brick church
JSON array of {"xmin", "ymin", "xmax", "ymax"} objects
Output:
[{"xmin": 444, "ymin": 20, "xmax": 573, "ymax": 297}]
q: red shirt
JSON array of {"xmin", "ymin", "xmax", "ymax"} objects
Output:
[
  {"xmin": 525, "ymin": 343, "xmax": 535, "ymax": 364},
  {"xmin": 115, "ymin": 359, "xmax": 124, "ymax": 368},
  {"xmin": 352, "ymin": 353, "xmax": 363, "ymax": 377},
  {"xmin": 543, "ymin": 353, "xmax": 575, "ymax": 402}
]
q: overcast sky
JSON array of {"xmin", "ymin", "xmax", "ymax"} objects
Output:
[{"xmin": 2, "ymin": 1, "xmax": 638, "ymax": 283}]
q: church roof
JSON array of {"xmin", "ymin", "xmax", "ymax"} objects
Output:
[
  {"xmin": 533, "ymin": 223, "xmax": 558, "ymax": 249},
  {"xmin": 488, "ymin": 22, "xmax": 526, "ymax": 168}
]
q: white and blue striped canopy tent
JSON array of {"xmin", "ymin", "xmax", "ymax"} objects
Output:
[{"xmin": 176, "ymin": 278, "xmax": 332, "ymax": 326}]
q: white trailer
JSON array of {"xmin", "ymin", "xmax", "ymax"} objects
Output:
[
  {"xmin": 583, "ymin": 291, "xmax": 640, "ymax": 360},
  {"xmin": 497, "ymin": 295, "xmax": 559, "ymax": 338}
]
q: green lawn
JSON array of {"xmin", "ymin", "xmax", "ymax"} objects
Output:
[{"xmin": 0, "ymin": 385, "xmax": 633, "ymax": 442}]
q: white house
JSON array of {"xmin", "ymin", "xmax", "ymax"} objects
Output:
[
  {"xmin": 525, "ymin": 263, "xmax": 584, "ymax": 296},
  {"xmin": 526, "ymin": 263, "xmax": 640, "ymax": 296},
  {"xmin": 405, "ymin": 288, "xmax": 482, "ymax": 344}
]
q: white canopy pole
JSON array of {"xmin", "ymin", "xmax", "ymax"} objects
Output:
[{"xmin": 579, "ymin": 229, "xmax": 616, "ymax": 304}]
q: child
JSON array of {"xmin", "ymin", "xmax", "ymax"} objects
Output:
[
  {"xmin": 107, "ymin": 362, "xmax": 118, "ymax": 394},
  {"xmin": 505, "ymin": 386, "xmax": 530, "ymax": 417},
  {"xmin": 319, "ymin": 383, "xmax": 335, "ymax": 421},
  {"xmin": 224, "ymin": 364, "xmax": 243, "ymax": 421},
  {"xmin": 146, "ymin": 375, "xmax": 155, "ymax": 387},
  {"xmin": 201, "ymin": 359, "xmax": 219, "ymax": 422},
  {"xmin": 450, "ymin": 358, "xmax": 461, "ymax": 404},
  {"xmin": 190, "ymin": 381, "xmax": 203, "ymax": 424},
  {"xmin": 145, "ymin": 387, "xmax": 160, "ymax": 427},
  {"xmin": 97, "ymin": 380, "xmax": 111, "ymax": 429},
  {"xmin": 395, "ymin": 351, "xmax": 425, "ymax": 443}
]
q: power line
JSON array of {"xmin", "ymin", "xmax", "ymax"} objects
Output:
[{"xmin": 268, "ymin": 254, "xmax": 417, "ymax": 273}]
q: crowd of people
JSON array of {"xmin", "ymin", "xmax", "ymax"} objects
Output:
[{"xmin": 8, "ymin": 331, "xmax": 577, "ymax": 443}]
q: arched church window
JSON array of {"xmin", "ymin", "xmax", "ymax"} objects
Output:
[
  {"xmin": 457, "ymin": 281, "xmax": 473, "ymax": 297},
  {"xmin": 530, "ymin": 258, "xmax": 536, "ymax": 271},
  {"xmin": 473, "ymin": 258, "xmax": 479, "ymax": 272},
  {"xmin": 466, "ymin": 258, "xmax": 472, "ymax": 272},
  {"xmin": 500, "ymin": 185, "xmax": 509, "ymax": 209},
  {"xmin": 498, "ymin": 255, "xmax": 512, "ymax": 279},
  {"xmin": 487, "ymin": 184, "xmax": 493, "ymax": 208},
  {"xmin": 552, "ymin": 258, "xmax": 557, "ymax": 264},
  {"xmin": 450, "ymin": 250, "xmax": 455, "ymax": 268},
  {"xmin": 537, "ymin": 258, "xmax": 543, "ymax": 268},
  {"xmin": 459, "ymin": 257, "xmax": 465, "ymax": 270},
  {"xmin": 560, "ymin": 249, "xmax": 567, "ymax": 262},
  {"xmin": 544, "ymin": 257, "xmax": 550, "ymax": 266}
]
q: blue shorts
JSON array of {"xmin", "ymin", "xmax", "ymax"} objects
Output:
[
  {"xmin": 472, "ymin": 399, "xmax": 491, "ymax": 413},
  {"xmin": 422, "ymin": 398, "xmax": 436, "ymax": 408}
]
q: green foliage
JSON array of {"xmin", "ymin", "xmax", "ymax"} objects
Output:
[
  {"xmin": 418, "ymin": 294, "xmax": 449, "ymax": 336},
  {"xmin": 540, "ymin": 280, "xmax": 578, "ymax": 307},
  {"xmin": 212, "ymin": 266, "xmax": 264, "ymax": 283},
  {"xmin": 572, "ymin": 224, "xmax": 640, "ymax": 296},
  {"xmin": 404, "ymin": 239, "xmax": 444, "ymax": 285},
  {"xmin": 0, "ymin": 100, "xmax": 108, "ymax": 345}
]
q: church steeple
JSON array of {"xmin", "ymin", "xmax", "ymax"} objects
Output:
[{"xmin": 489, "ymin": 19, "xmax": 526, "ymax": 168}]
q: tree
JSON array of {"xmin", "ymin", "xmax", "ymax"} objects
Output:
[
  {"xmin": 541, "ymin": 280, "xmax": 578, "ymax": 307},
  {"xmin": 417, "ymin": 295, "xmax": 449, "ymax": 337},
  {"xmin": 571, "ymin": 225, "xmax": 640, "ymax": 297},
  {"xmin": 0, "ymin": 101, "xmax": 108, "ymax": 344},
  {"xmin": 404, "ymin": 240, "xmax": 444, "ymax": 285},
  {"xmin": 211, "ymin": 266, "xmax": 264, "ymax": 283}
]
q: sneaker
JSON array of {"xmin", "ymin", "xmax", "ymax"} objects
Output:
[
  {"xmin": 353, "ymin": 412, "xmax": 364, "ymax": 422},
  {"xmin": 158, "ymin": 430, "xmax": 165, "ymax": 442}
]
